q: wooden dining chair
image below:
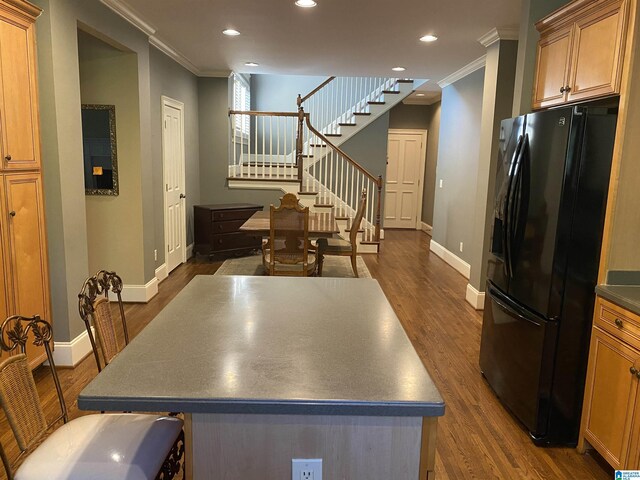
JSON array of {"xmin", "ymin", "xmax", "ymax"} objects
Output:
[
  {"xmin": 0, "ymin": 315, "xmax": 185, "ymax": 480},
  {"xmin": 78, "ymin": 270, "xmax": 129, "ymax": 372},
  {"xmin": 262, "ymin": 193, "xmax": 317, "ymax": 276},
  {"xmin": 316, "ymin": 189, "xmax": 367, "ymax": 278}
]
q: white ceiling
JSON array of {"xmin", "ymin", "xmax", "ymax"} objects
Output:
[{"xmin": 115, "ymin": 0, "xmax": 522, "ymax": 92}]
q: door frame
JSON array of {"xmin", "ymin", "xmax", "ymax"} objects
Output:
[
  {"xmin": 386, "ymin": 129, "xmax": 428, "ymax": 230},
  {"xmin": 161, "ymin": 95, "xmax": 187, "ymax": 271}
]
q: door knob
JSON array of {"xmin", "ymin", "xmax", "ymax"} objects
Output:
[
  {"xmin": 8, "ymin": 211, "xmax": 15, "ymax": 217},
  {"xmin": 179, "ymin": 193, "xmax": 186, "ymax": 199}
]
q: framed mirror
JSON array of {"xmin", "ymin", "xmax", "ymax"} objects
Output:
[{"xmin": 81, "ymin": 104, "xmax": 119, "ymax": 195}]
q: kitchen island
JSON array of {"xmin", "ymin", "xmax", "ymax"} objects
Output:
[{"xmin": 78, "ymin": 276, "xmax": 444, "ymax": 479}]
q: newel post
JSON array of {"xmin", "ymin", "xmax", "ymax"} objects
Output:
[{"xmin": 296, "ymin": 97, "xmax": 305, "ymax": 181}]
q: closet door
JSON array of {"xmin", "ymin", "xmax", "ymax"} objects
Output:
[
  {"xmin": 4, "ymin": 173, "xmax": 49, "ymax": 367},
  {"xmin": 0, "ymin": 13, "xmax": 40, "ymax": 170}
]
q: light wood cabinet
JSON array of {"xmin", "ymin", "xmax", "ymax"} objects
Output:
[
  {"xmin": 579, "ymin": 297, "xmax": 640, "ymax": 470},
  {"xmin": 533, "ymin": 0, "xmax": 629, "ymax": 109},
  {"xmin": 0, "ymin": 0, "xmax": 50, "ymax": 370}
]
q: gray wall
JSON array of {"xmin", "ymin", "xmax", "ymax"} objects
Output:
[
  {"xmin": 149, "ymin": 45, "xmax": 200, "ymax": 264},
  {"xmin": 251, "ymin": 74, "xmax": 330, "ymax": 112},
  {"xmin": 341, "ymin": 112, "xmax": 389, "ymax": 179},
  {"xmin": 78, "ymin": 31, "xmax": 146, "ymax": 284},
  {"xmin": 388, "ymin": 102, "xmax": 441, "ymax": 226},
  {"xmin": 432, "ymin": 68, "xmax": 485, "ymax": 265},
  {"xmin": 512, "ymin": 0, "xmax": 570, "ymax": 115},
  {"xmin": 199, "ymin": 77, "xmax": 283, "ymax": 208}
]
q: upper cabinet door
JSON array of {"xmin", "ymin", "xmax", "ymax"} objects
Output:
[
  {"xmin": 532, "ymin": 26, "xmax": 573, "ymax": 110},
  {"xmin": 0, "ymin": 15, "xmax": 40, "ymax": 171},
  {"xmin": 567, "ymin": 0, "xmax": 628, "ymax": 103}
]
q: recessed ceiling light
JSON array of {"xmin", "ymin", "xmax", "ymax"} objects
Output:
[
  {"xmin": 245, "ymin": 62, "xmax": 259, "ymax": 67},
  {"xmin": 223, "ymin": 29, "xmax": 241, "ymax": 36},
  {"xmin": 392, "ymin": 67, "xmax": 406, "ymax": 72},
  {"xmin": 420, "ymin": 34, "xmax": 438, "ymax": 43},
  {"xmin": 295, "ymin": 0, "xmax": 317, "ymax": 7},
  {"xmin": 416, "ymin": 93, "xmax": 425, "ymax": 97}
]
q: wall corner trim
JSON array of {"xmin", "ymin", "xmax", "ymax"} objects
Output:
[
  {"xmin": 477, "ymin": 26, "xmax": 520, "ymax": 48},
  {"xmin": 429, "ymin": 239, "xmax": 471, "ymax": 279},
  {"xmin": 109, "ymin": 277, "xmax": 159, "ymax": 303},
  {"xmin": 52, "ymin": 328, "xmax": 94, "ymax": 367},
  {"xmin": 437, "ymin": 55, "xmax": 487, "ymax": 89},
  {"xmin": 99, "ymin": 0, "xmax": 157, "ymax": 36},
  {"xmin": 465, "ymin": 283, "xmax": 486, "ymax": 310},
  {"xmin": 155, "ymin": 263, "xmax": 168, "ymax": 283}
]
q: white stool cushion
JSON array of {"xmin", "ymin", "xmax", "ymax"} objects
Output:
[{"xmin": 16, "ymin": 414, "xmax": 183, "ymax": 480}]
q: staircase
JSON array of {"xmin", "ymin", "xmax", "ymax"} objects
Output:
[{"xmin": 228, "ymin": 76, "xmax": 422, "ymax": 252}]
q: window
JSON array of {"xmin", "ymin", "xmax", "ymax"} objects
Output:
[{"xmin": 233, "ymin": 74, "xmax": 250, "ymax": 141}]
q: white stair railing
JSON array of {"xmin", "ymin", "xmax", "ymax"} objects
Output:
[{"xmin": 297, "ymin": 76, "xmax": 399, "ymax": 140}]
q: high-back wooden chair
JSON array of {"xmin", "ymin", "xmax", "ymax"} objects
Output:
[
  {"xmin": 262, "ymin": 193, "xmax": 317, "ymax": 276},
  {"xmin": 78, "ymin": 270, "xmax": 129, "ymax": 372},
  {"xmin": 317, "ymin": 189, "xmax": 367, "ymax": 277},
  {"xmin": 0, "ymin": 315, "xmax": 184, "ymax": 480}
]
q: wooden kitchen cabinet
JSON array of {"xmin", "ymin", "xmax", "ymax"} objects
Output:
[
  {"xmin": 0, "ymin": 0, "xmax": 50, "ymax": 370},
  {"xmin": 578, "ymin": 297, "xmax": 640, "ymax": 470},
  {"xmin": 533, "ymin": 0, "xmax": 629, "ymax": 109}
]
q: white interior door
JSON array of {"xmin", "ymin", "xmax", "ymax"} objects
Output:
[
  {"xmin": 384, "ymin": 131, "xmax": 425, "ymax": 229},
  {"xmin": 162, "ymin": 97, "xmax": 186, "ymax": 273}
]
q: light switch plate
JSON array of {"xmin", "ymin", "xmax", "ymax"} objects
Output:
[{"xmin": 292, "ymin": 458, "xmax": 322, "ymax": 480}]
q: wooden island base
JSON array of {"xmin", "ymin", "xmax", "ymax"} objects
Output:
[{"xmin": 185, "ymin": 414, "xmax": 437, "ymax": 480}]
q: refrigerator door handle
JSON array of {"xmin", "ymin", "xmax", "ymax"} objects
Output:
[
  {"xmin": 508, "ymin": 135, "xmax": 530, "ymax": 250},
  {"xmin": 503, "ymin": 135, "xmax": 524, "ymax": 278},
  {"xmin": 490, "ymin": 287, "xmax": 543, "ymax": 327}
]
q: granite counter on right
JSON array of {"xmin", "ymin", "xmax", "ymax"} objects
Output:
[{"xmin": 595, "ymin": 270, "xmax": 640, "ymax": 317}]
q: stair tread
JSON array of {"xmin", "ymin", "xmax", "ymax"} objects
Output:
[
  {"xmin": 339, "ymin": 122, "xmax": 356, "ymax": 127},
  {"xmin": 382, "ymin": 90, "xmax": 400, "ymax": 94},
  {"xmin": 368, "ymin": 101, "xmax": 385, "ymax": 105},
  {"xmin": 360, "ymin": 240, "xmax": 380, "ymax": 245},
  {"xmin": 314, "ymin": 203, "xmax": 334, "ymax": 208},
  {"xmin": 298, "ymin": 190, "xmax": 318, "ymax": 196},
  {"xmin": 242, "ymin": 162, "xmax": 297, "ymax": 167},
  {"xmin": 353, "ymin": 112, "xmax": 371, "ymax": 116},
  {"xmin": 325, "ymin": 133, "xmax": 342, "ymax": 137},
  {"xmin": 396, "ymin": 79, "xmax": 413, "ymax": 83}
]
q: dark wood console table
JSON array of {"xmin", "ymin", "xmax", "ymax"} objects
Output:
[{"xmin": 194, "ymin": 203, "xmax": 263, "ymax": 257}]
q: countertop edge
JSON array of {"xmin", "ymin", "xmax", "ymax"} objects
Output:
[
  {"xmin": 77, "ymin": 397, "xmax": 446, "ymax": 417},
  {"xmin": 596, "ymin": 285, "xmax": 640, "ymax": 317}
]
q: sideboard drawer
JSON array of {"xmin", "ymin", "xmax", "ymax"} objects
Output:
[
  {"xmin": 212, "ymin": 219, "xmax": 248, "ymax": 234},
  {"xmin": 194, "ymin": 203, "xmax": 263, "ymax": 257},
  {"xmin": 595, "ymin": 297, "xmax": 640, "ymax": 352},
  {"xmin": 212, "ymin": 209, "xmax": 257, "ymax": 222},
  {"xmin": 211, "ymin": 232, "xmax": 262, "ymax": 252}
]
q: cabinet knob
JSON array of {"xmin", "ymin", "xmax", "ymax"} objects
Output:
[
  {"xmin": 615, "ymin": 318, "xmax": 624, "ymax": 328},
  {"xmin": 631, "ymin": 366, "xmax": 638, "ymax": 375},
  {"xmin": 5, "ymin": 154, "xmax": 11, "ymax": 161},
  {"xmin": 564, "ymin": 86, "xmax": 571, "ymax": 93},
  {"xmin": 560, "ymin": 86, "xmax": 565, "ymax": 93},
  {"xmin": 9, "ymin": 211, "xmax": 15, "ymax": 217}
]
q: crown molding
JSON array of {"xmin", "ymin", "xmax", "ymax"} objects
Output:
[
  {"xmin": 149, "ymin": 36, "xmax": 200, "ymax": 75},
  {"xmin": 437, "ymin": 55, "xmax": 486, "ymax": 89},
  {"xmin": 100, "ymin": 0, "xmax": 156, "ymax": 36},
  {"xmin": 477, "ymin": 26, "xmax": 520, "ymax": 48},
  {"xmin": 199, "ymin": 70, "xmax": 234, "ymax": 78}
]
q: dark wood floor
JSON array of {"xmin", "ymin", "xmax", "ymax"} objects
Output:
[{"xmin": 0, "ymin": 230, "xmax": 611, "ymax": 479}]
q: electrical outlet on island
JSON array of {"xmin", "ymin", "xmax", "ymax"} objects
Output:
[{"xmin": 292, "ymin": 459, "xmax": 322, "ymax": 480}]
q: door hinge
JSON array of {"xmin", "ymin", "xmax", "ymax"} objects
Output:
[
  {"xmin": 164, "ymin": 120, "xmax": 167, "ymax": 128},
  {"xmin": 166, "ymin": 183, "xmax": 169, "ymax": 192}
]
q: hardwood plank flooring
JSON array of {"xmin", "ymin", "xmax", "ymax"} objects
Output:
[{"xmin": 0, "ymin": 231, "xmax": 611, "ymax": 479}]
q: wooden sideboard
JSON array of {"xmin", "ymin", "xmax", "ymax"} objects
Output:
[
  {"xmin": 194, "ymin": 203, "xmax": 263, "ymax": 257},
  {"xmin": 0, "ymin": 0, "xmax": 51, "ymax": 370},
  {"xmin": 533, "ymin": 0, "xmax": 629, "ymax": 109}
]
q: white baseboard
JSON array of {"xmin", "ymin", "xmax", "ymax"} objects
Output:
[
  {"xmin": 53, "ymin": 327, "xmax": 94, "ymax": 367},
  {"xmin": 187, "ymin": 243, "xmax": 194, "ymax": 259},
  {"xmin": 465, "ymin": 283, "xmax": 486, "ymax": 310},
  {"xmin": 421, "ymin": 222, "xmax": 432, "ymax": 235},
  {"xmin": 109, "ymin": 277, "xmax": 159, "ymax": 303},
  {"xmin": 155, "ymin": 263, "xmax": 168, "ymax": 283},
  {"xmin": 429, "ymin": 239, "xmax": 471, "ymax": 279}
]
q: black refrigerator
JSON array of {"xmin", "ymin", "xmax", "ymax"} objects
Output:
[{"xmin": 479, "ymin": 101, "xmax": 618, "ymax": 445}]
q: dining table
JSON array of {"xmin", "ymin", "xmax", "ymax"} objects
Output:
[
  {"xmin": 78, "ymin": 275, "xmax": 445, "ymax": 479},
  {"xmin": 239, "ymin": 210, "xmax": 340, "ymax": 237}
]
